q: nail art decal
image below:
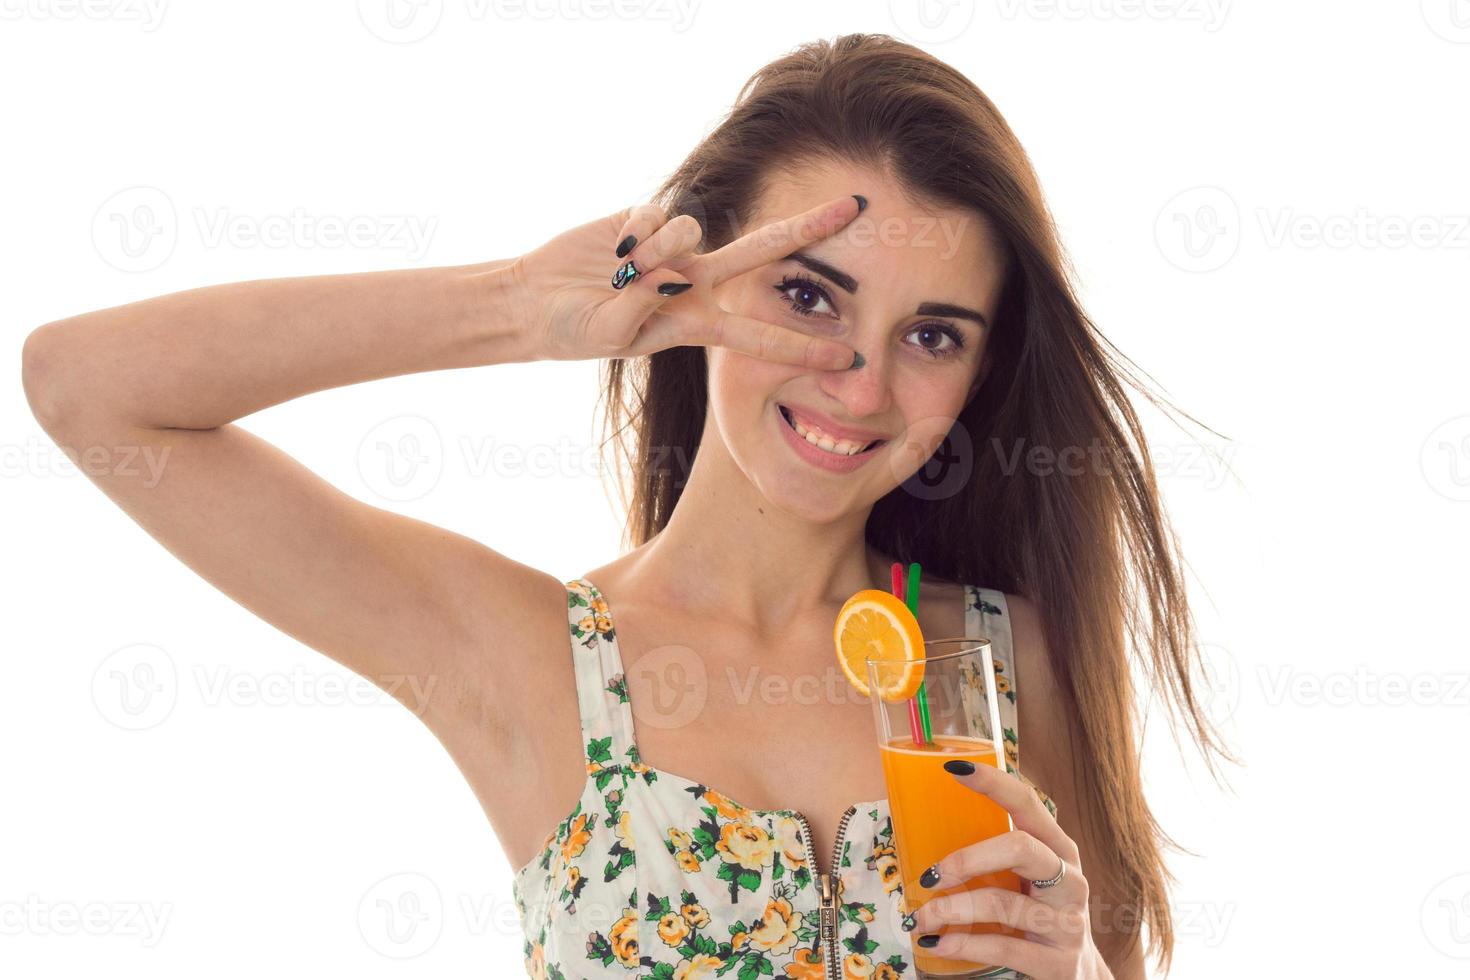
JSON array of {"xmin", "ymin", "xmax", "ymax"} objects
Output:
[
  {"xmin": 900, "ymin": 911, "xmax": 917, "ymax": 932},
  {"xmin": 612, "ymin": 260, "xmax": 639, "ymax": 289}
]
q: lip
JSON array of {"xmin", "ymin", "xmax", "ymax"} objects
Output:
[
  {"xmin": 775, "ymin": 403, "xmax": 886, "ymax": 473},
  {"xmin": 778, "ymin": 402, "xmax": 887, "ymax": 444}
]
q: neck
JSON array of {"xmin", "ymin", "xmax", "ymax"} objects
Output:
[{"xmin": 629, "ymin": 425, "xmax": 896, "ymax": 635}]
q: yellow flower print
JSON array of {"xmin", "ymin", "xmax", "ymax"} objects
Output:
[
  {"xmin": 680, "ymin": 902, "xmax": 710, "ymax": 929},
  {"xmin": 703, "ymin": 788, "xmax": 750, "ymax": 820},
  {"xmin": 874, "ymin": 964, "xmax": 902, "ymax": 979},
  {"xmin": 609, "ymin": 908, "xmax": 640, "ymax": 967},
  {"xmin": 524, "ymin": 939, "xmax": 547, "ymax": 980},
  {"xmin": 716, "ymin": 820, "xmax": 775, "ymax": 871},
  {"xmin": 676, "ymin": 848, "xmax": 702, "ymax": 873},
  {"xmin": 873, "ymin": 848, "xmax": 902, "ymax": 893},
  {"xmin": 774, "ymin": 815, "xmax": 809, "ymax": 868},
  {"xmin": 856, "ymin": 905, "xmax": 875, "ymax": 923},
  {"xmin": 590, "ymin": 595, "xmax": 609, "ymax": 615},
  {"xmin": 560, "ymin": 812, "xmax": 593, "ymax": 865},
  {"xmin": 995, "ymin": 673, "xmax": 1011, "ymax": 695},
  {"xmin": 615, "ymin": 809, "xmax": 636, "ymax": 849},
  {"xmin": 842, "ymin": 952, "xmax": 875, "ymax": 977},
  {"xmin": 673, "ymin": 953, "xmax": 725, "ymax": 979},
  {"xmin": 595, "ymin": 615, "xmax": 613, "ymax": 634},
  {"xmin": 566, "ymin": 866, "xmax": 581, "ymax": 890},
  {"xmin": 668, "ymin": 828, "xmax": 692, "ymax": 851},
  {"xmin": 658, "ymin": 911, "xmax": 689, "ymax": 947},
  {"xmin": 783, "ymin": 946, "xmax": 826, "ymax": 979},
  {"xmin": 747, "ymin": 895, "xmax": 803, "ymax": 955},
  {"xmin": 577, "ymin": 614, "xmax": 596, "ymax": 635}
]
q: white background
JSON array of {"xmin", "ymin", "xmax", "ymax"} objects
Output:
[{"xmin": 4, "ymin": 1, "xmax": 1469, "ymax": 976}]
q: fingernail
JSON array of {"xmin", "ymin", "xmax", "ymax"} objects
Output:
[
  {"xmin": 657, "ymin": 281, "xmax": 693, "ymax": 296},
  {"xmin": 616, "ymin": 234, "xmax": 637, "ymax": 258},
  {"xmin": 943, "ymin": 759, "xmax": 975, "ymax": 776},
  {"xmin": 919, "ymin": 863, "xmax": 941, "ymax": 888},
  {"xmin": 612, "ymin": 260, "xmax": 639, "ymax": 289},
  {"xmin": 917, "ymin": 933, "xmax": 941, "ymax": 948},
  {"xmin": 848, "ymin": 350, "xmax": 865, "ymax": 370},
  {"xmin": 900, "ymin": 912, "xmax": 917, "ymax": 932},
  {"xmin": 852, "ymin": 194, "xmax": 868, "ymax": 212}
]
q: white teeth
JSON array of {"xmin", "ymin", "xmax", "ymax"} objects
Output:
[{"xmin": 784, "ymin": 408, "xmax": 873, "ymax": 456}]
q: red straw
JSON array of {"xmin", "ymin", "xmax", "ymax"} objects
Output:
[{"xmin": 891, "ymin": 562, "xmax": 927, "ymax": 746}]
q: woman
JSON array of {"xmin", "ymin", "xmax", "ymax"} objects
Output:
[{"xmin": 23, "ymin": 33, "xmax": 1232, "ymax": 980}]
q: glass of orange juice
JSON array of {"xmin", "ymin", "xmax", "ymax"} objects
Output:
[{"xmin": 866, "ymin": 637, "xmax": 1020, "ymax": 979}]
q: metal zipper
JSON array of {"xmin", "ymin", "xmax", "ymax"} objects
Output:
[{"xmin": 793, "ymin": 803, "xmax": 859, "ymax": 980}]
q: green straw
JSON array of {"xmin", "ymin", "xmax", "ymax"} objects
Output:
[{"xmin": 906, "ymin": 562, "xmax": 934, "ymax": 744}]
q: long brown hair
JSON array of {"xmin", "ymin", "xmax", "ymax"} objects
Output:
[{"xmin": 598, "ymin": 33, "xmax": 1237, "ymax": 973}]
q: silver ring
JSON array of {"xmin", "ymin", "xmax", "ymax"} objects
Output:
[{"xmin": 1030, "ymin": 856, "xmax": 1066, "ymax": 889}]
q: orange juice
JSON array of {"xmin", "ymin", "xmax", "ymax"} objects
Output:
[{"xmin": 880, "ymin": 732, "xmax": 1021, "ymax": 977}]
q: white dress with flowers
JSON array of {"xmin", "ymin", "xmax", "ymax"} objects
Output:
[{"xmin": 510, "ymin": 578, "xmax": 1057, "ymax": 979}]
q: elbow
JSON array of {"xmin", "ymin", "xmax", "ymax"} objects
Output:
[{"xmin": 21, "ymin": 322, "xmax": 78, "ymax": 434}]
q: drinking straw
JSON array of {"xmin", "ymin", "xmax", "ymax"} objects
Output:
[
  {"xmin": 906, "ymin": 562, "xmax": 935, "ymax": 744},
  {"xmin": 891, "ymin": 562, "xmax": 927, "ymax": 747}
]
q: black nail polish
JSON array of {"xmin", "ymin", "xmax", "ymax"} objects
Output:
[
  {"xmin": 917, "ymin": 933, "xmax": 941, "ymax": 948},
  {"xmin": 612, "ymin": 260, "xmax": 638, "ymax": 289},
  {"xmin": 616, "ymin": 234, "xmax": 637, "ymax": 258},
  {"xmin": 943, "ymin": 759, "xmax": 975, "ymax": 776},
  {"xmin": 847, "ymin": 350, "xmax": 865, "ymax": 370},
  {"xmin": 657, "ymin": 281, "xmax": 693, "ymax": 296},
  {"xmin": 852, "ymin": 194, "xmax": 868, "ymax": 212},
  {"xmin": 900, "ymin": 912, "xmax": 917, "ymax": 932},
  {"xmin": 919, "ymin": 863, "xmax": 941, "ymax": 888}
]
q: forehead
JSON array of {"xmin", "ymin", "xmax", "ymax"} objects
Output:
[{"xmin": 744, "ymin": 158, "xmax": 1005, "ymax": 285}]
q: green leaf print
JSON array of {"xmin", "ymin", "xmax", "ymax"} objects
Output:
[
  {"xmin": 606, "ymin": 673, "xmax": 628, "ymax": 702},
  {"xmin": 647, "ymin": 964, "xmax": 677, "ymax": 980},
  {"xmin": 843, "ymin": 924, "xmax": 878, "ymax": 956},
  {"xmin": 587, "ymin": 735, "xmax": 613, "ymax": 765}
]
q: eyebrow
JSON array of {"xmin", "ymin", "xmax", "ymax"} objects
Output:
[{"xmin": 787, "ymin": 250, "xmax": 990, "ymax": 330}]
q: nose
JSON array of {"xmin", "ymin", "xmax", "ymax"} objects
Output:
[{"xmin": 816, "ymin": 343, "xmax": 891, "ymax": 421}]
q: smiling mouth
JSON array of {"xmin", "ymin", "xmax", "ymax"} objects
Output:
[{"xmin": 778, "ymin": 405, "xmax": 886, "ymax": 456}]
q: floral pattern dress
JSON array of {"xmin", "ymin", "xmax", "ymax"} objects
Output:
[{"xmin": 511, "ymin": 578, "xmax": 1058, "ymax": 980}]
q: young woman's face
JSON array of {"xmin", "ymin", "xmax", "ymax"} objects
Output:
[{"xmin": 706, "ymin": 159, "xmax": 1008, "ymax": 524}]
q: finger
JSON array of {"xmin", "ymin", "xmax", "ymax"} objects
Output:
[
  {"xmin": 920, "ymin": 830, "xmax": 1076, "ymax": 898},
  {"xmin": 946, "ymin": 760, "xmax": 1079, "ymax": 864},
  {"xmin": 699, "ymin": 308, "xmax": 859, "ymax": 371},
  {"xmin": 587, "ymin": 269, "xmax": 699, "ymax": 353},
  {"xmin": 696, "ymin": 194, "xmax": 863, "ymax": 285},
  {"xmin": 914, "ymin": 929, "xmax": 1063, "ymax": 980},
  {"xmin": 611, "ymin": 213, "xmax": 703, "ymax": 288},
  {"xmin": 911, "ymin": 886, "xmax": 1083, "ymax": 945},
  {"xmin": 611, "ymin": 203, "xmax": 672, "ymax": 259}
]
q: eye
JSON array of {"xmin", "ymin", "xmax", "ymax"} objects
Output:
[
  {"xmin": 773, "ymin": 275, "xmax": 838, "ymax": 318},
  {"xmin": 905, "ymin": 322, "xmax": 967, "ymax": 360}
]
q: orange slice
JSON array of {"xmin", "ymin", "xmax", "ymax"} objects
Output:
[{"xmin": 834, "ymin": 589, "xmax": 925, "ymax": 701}]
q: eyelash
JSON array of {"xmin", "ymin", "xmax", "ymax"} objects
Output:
[{"xmin": 772, "ymin": 275, "xmax": 967, "ymax": 360}]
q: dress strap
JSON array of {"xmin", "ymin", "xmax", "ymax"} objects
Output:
[
  {"xmin": 965, "ymin": 583, "xmax": 1059, "ymax": 818},
  {"xmin": 563, "ymin": 578, "xmax": 641, "ymax": 773}
]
